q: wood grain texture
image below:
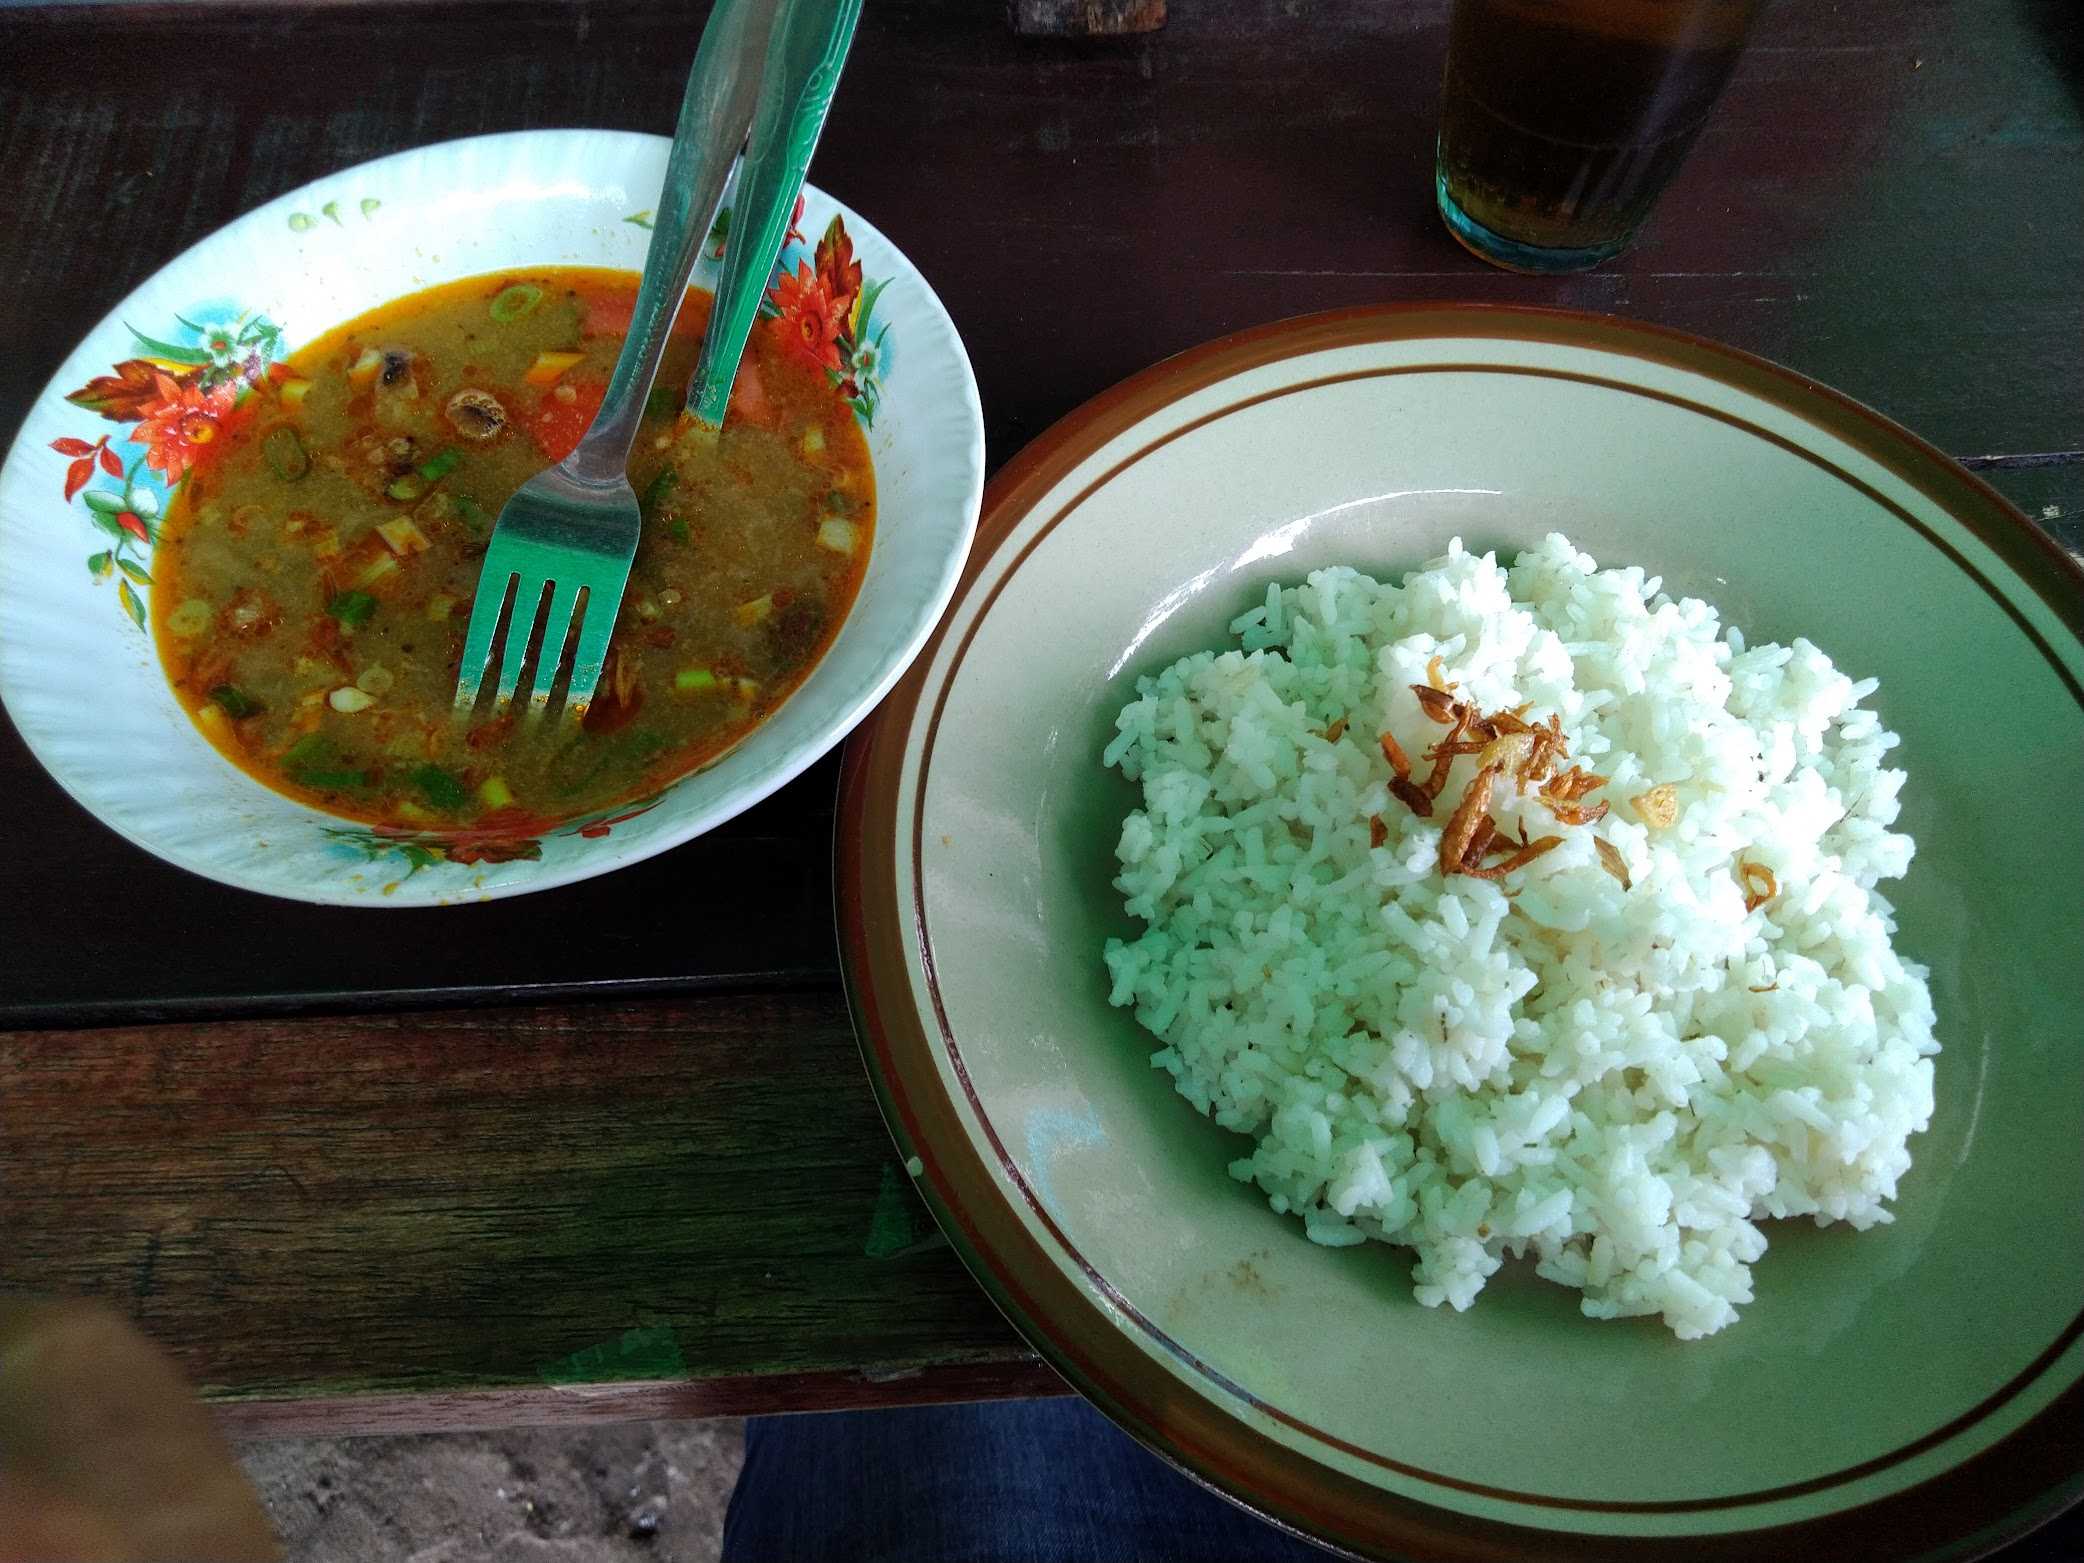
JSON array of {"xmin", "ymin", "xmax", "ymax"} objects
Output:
[
  {"xmin": 216, "ymin": 1359, "xmax": 1069, "ymax": 1441},
  {"xmin": 0, "ymin": 0, "xmax": 2078, "ymax": 1441},
  {"xmin": 1964, "ymin": 460, "xmax": 2084, "ymax": 564},
  {"xmin": 1009, "ymin": 0, "xmax": 1166, "ymax": 36},
  {"xmin": 0, "ymin": 995, "xmax": 1045, "ymax": 1422}
]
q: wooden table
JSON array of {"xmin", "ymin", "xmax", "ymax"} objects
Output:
[{"xmin": 2, "ymin": 0, "xmax": 2079, "ymax": 1469}]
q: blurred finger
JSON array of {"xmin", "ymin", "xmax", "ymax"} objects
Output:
[{"xmin": 0, "ymin": 1300, "xmax": 277, "ymax": 1563}]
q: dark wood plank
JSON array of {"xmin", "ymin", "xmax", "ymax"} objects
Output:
[
  {"xmin": 0, "ymin": 740, "xmax": 841, "ymax": 1027},
  {"xmin": 0, "ymin": 994, "xmax": 1042, "ymax": 1421},
  {"xmin": 216, "ymin": 1360, "xmax": 1069, "ymax": 1441},
  {"xmin": 1009, "ymin": 0, "xmax": 1166, "ymax": 36},
  {"xmin": 1970, "ymin": 458, "xmax": 2084, "ymax": 565}
]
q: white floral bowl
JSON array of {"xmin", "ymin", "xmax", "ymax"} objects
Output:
[{"xmin": 0, "ymin": 130, "xmax": 983, "ymax": 904}]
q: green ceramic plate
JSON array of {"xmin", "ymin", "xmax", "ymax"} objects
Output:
[{"xmin": 837, "ymin": 306, "xmax": 2084, "ymax": 1561}]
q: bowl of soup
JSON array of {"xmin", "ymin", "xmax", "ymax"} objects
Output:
[{"xmin": 0, "ymin": 130, "xmax": 984, "ymax": 904}]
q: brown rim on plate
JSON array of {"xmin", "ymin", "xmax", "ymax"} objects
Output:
[{"xmin": 835, "ymin": 304, "xmax": 2084, "ymax": 1561}]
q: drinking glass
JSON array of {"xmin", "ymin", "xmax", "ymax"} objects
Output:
[{"xmin": 1435, "ymin": 0, "xmax": 1763, "ymax": 273}]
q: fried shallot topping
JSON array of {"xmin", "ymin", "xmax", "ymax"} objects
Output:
[
  {"xmin": 1437, "ymin": 763, "xmax": 1500, "ymax": 874},
  {"xmin": 1522, "ymin": 714, "xmax": 1565, "ymax": 788},
  {"xmin": 1378, "ymin": 729, "xmax": 1409, "ymax": 777},
  {"xmin": 1378, "ymin": 677, "xmax": 1610, "ymax": 881},
  {"xmin": 1476, "ymin": 730, "xmax": 1535, "ymax": 777},
  {"xmin": 1463, "ymin": 813, "xmax": 1497, "ymax": 863},
  {"xmin": 1594, "ymin": 837, "xmax": 1632, "ymax": 890},
  {"xmin": 1427, "ymin": 762, "xmax": 1564, "ymax": 879},
  {"xmin": 1737, "ymin": 858, "xmax": 1778, "ymax": 913},
  {"xmin": 1369, "ymin": 674, "xmax": 1776, "ymax": 903},
  {"xmin": 1632, "ymin": 783, "xmax": 1680, "ymax": 829},
  {"xmin": 1388, "ymin": 776, "xmax": 1435, "ymax": 818},
  {"xmin": 1418, "ymin": 707, "xmax": 1472, "ymax": 798},
  {"xmin": 1541, "ymin": 765, "xmax": 1606, "ymax": 802},
  {"xmin": 1413, "ymin": 684, "xmax": 1460, "ymax": 724},
  {"xmin": 1459, "ymin": 834, "xmax": 1564, "ymax": 880}
]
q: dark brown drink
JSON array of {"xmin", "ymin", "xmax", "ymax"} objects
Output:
[{"xmin": 1436, "ymin": 0, "xmax": 1760, "ymax": 271}]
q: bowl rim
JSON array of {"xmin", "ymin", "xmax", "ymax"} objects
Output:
[
  {"xmin": 0, "ymin": 127, "xmax": 986, "ymax": 906},
  {"xmin": 834, "ymin": 301, "xmax": 2084, "ymax": 1562}
]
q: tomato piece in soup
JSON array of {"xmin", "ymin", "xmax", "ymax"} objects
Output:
[{"xmin": 528, "ymin": 378, "xmax": 609, "ymax": 462}]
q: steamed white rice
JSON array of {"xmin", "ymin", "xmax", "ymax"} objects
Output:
[{"xmin": 1101, "ymin": 535, "xmax": 1937, "ymax": 1339}]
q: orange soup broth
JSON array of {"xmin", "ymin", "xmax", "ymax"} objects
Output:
[{"xmin": 151, "ymin": 268, "xmax": 874, "ymax": 837}]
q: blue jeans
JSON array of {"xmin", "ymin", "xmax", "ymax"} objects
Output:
[
  {"xmin": 726, "ymin": 1397, "xmax": 2084, "ymax": 1562},
  {"xmin": 724, "ymin": 1396, "xmax": 1331, "ymax": 1562}
]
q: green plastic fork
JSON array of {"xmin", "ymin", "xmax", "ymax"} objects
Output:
[{"xmin": 454, "ymin": 0, "xmax": 774, "ymax": 716}]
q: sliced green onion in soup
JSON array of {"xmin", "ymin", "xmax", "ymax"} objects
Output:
[
  {"xmin": 283, "ymin": 733, "xmax": 336, "ymax": 768},
  {"xmin": 410, "ymin": 763, "xmax": 468, "ymax": 810},
  {"xmin": 283, "ymin": 734, "xmax": 367, "ymax": 790},
  {"xmin": 327, "ymin": 590, "xmax": 377, "ymax": 626},
  {"xmin": 167, "ymin": 599, "xmax": 214, "ymax": 637},
  {"xmin": 642, "ymin": 466, "xmax": 678, "ymax": 510},
  {"xmin": 208, "ymin": 684, "xmax": 265, "ymax": 720},
  {"xmin": 488, "ymin": 283, "xmax": 544, "ymax": 323}
]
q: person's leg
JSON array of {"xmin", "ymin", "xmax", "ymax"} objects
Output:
[{"xmin": 722, "ymin": 1396, "xmax": 1330, "ymax": 1563}]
